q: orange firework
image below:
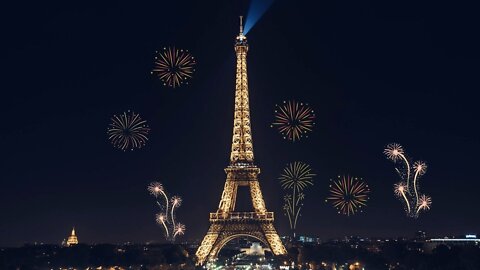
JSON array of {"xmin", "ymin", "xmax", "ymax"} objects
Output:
[
  {"xmin": 151, "ymin": 47, "xmax": 196, "ymax": 88},
  {"xmin": 271, "ymin": 100, "xmax": 315, "ymax": 142},
  {"xmin": 326, "ymin": 175, "xmax": 370, "ymax": 216}
]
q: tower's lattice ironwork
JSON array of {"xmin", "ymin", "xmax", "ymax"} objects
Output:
[{"xmin": 195, "ymin": 17, "xmax": 287, "ymax": 265}]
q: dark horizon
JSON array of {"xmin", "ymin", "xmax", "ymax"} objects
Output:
[
  {"xmin": 1, "ymin": 0, "xmax": 479, "ymax": 247},
  {"xmin": 3, "ymin": 232, "xmax": 475, "ymax": 249}
]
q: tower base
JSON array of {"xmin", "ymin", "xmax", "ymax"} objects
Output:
[{"xmin": 195, "ymin": 213, "xmax": 286, "ymax": 265}]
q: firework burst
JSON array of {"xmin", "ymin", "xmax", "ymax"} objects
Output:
[
  {"xmin": 151, "ymin": 47, "xmax": 196, "ymax": 88},
  {"xmin": 394, "ymin": 182, "xmax": 411, "ymax": 213},
  {"xmin": 384, "ymin": 143, "xmax": 432, "ymax": 218},
  {"xmin": 271, "ymin": 100, "xmax": 315, "ymax": 142},
  {"xmin": 393, "ymin": 182, "xmax": 407, "ymax": 198},
  {"xmin": 280, "ymin": 162, "xmax": 315, "ymax": 238},
  {"xmin": 326, "ymin": 175, "xmax": 370, "ymax": 216},
  {"xmin": 173, "ymin": 223, "xmax": 186, "ymax": 238},
  {"xmin": 148, "ymin": 182, "xmax": 185, "ymax": 241},
  {"xmin": 279, "ymin": 162, "xmax": 316, "ymax": 192},
  {"xmin": 416, "ymin": 195, "xmax": 432, "ymax": 214},
  {"xmin": 383, "ymin": 143, "xmax": 404, "ymax": 161},
  {"xmin": 413, "ymin": 161, "xmax": 427, "ymax": 176},
  {"xmin": 155, "ymin": 213, "xmax": 169, "ymax": 237},
  {"xmin": 107, "ymin": 110, "xmax": 150, "ymax": 151},
  {"xmin": 171, "ymin": 196, "xmax": 182, "ymax": 207},
  {"xmin": 147, "ymin": 182, "xmax": 164, "ymax": 197}
]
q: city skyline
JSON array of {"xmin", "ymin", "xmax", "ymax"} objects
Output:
[{"xmin": 1, "ymin": 0, "xmax": 479, "ymax": 247}]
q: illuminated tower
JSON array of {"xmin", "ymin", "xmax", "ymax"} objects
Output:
[
  {"xmin": 66, "ymin": 227, "xmax": 78, "ymax": 246},
  {"xmin": 195, "ymin": 17, "xmax": 287, "ymax": 265}
]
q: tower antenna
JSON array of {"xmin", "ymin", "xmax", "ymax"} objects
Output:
[{"xmin": 239, "ymin": 16, "xmax": 243, "ymax": 34}]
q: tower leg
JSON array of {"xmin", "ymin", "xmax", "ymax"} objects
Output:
[
  {"xmin": 218, "ymin": 181, "xmax": 237, "ymax": 213},
  {"xmin": 195, "ymin": 224, "xmax": 223, "ymax": 265},
  {"xmin": 250, "ymin": 181, "xmax": 267, "ymax": 213},
  {"xmin": 262, "ymin": 223, "xmax": 288, "ymax": 255}
]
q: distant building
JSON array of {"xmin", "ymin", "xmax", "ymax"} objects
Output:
[
  {"xmin": 424, "ymin": 234, "xmax": 479, "ymax": 252},
  {"xmin": 66, "ymin": 227, "xmax": 78, "ymax": 246},
  {"xmin": 348, "ymin": 261, "xmax": 363, "ymax": 270},
  {"xmin": 229, "ymin": 243, "xmax": 272, "ymax": 270},
  {"xmin": 297, "ymin": 235, "xmax": 319, "ymax": 244},
  {"xmin": 240, "ymin": 242, "xmax": 267, "ymax": 256},
  {"xmin": 415, "ymin": 230, "xmax": 427, "ymax": 241}
]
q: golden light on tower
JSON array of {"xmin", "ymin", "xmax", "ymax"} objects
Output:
[{"xmin": 195, "ymin": 17, "xmax": 286, "ymax": 265}]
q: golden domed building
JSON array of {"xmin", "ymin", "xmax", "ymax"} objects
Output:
[{"xmin": 66, "ymin": 227, "xmax": 78, "ymax": 246}]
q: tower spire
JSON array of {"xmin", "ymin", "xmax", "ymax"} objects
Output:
[
  {"xmin": 231, "ymin": 16, "xmax": 253, "ymax": 164},
  {"xmin": 239, "ymin": 16, "xmax": 244, "ymax": 34}
]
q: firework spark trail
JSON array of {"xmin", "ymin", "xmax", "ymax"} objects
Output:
[
  {"xmin": 294, "ymin": 205, "xmax": 302, "ymax": 228},
  {"xmin": 156, "ymin": 213, "xmax": 169, "ymax": 237},
  {"xmin": 394, "ymin": 183, "xmax": 411, "ymax": 213},
  {"xmin": 170, "ymin": 196, "xmax": 182, "ymax": 229},
  {"xmin": 292, "ymin": 187, "xmax": 299, "ymax": 230},
  {"xmin": 290, "ymin": 192, "xmax": 306, "ymax": 230},
  {"xmin": 399, "ymin": 153, "xmax": 411, "ymax": 190},
  {"xmin": 383, "ymin": 143, "xmax": 412, "ymax": 189},
  {"xmin": 160, "ymin": 190, "xmax": 169, "ymax": 217},
  {"xmin": 413, "ymin": 161, "xmax": 427, "ymax": 206},
  {"xmin": 149, "ymin": 182, "xmax": 169, "ymax": 217},
  {"xmin": 402, "ymin": 193, "xmax": 411, "ymax": 213},
  {"xmin": 413, "ymin": 171, "xmax": 420, "ymax": 204},
  {"xmin": 283, "ymin": 195, "xmax": 294, "ymax": 229}
]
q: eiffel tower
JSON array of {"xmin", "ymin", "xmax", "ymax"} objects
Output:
[{"xmin": 195, "ymin": 17, "xmax": 287, "ymax": 265}]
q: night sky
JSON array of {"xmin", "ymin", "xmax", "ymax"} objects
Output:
[{"xmin": 1, "ymin": 0, "xmax": 479, "ymax": 247}]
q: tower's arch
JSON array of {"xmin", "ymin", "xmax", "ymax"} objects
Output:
[{"xmin": 210, "ymin": 233, "xmax": 270, "ymax": 260}]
